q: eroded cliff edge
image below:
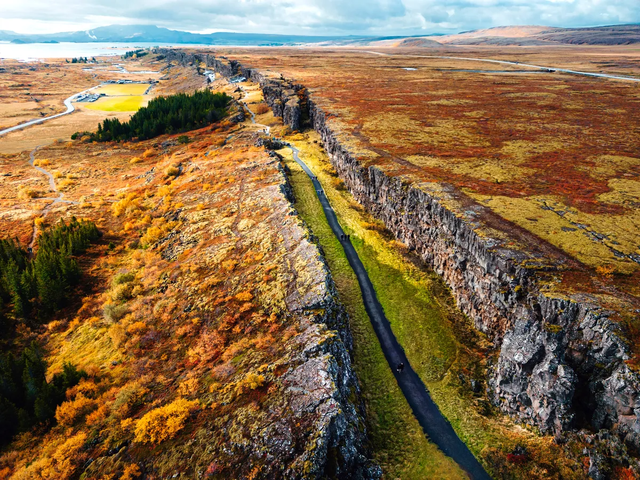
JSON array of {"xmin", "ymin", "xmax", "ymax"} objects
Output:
[{"xmin": 156, "ymin": 49, "xmax": 640, "ymax": 453}]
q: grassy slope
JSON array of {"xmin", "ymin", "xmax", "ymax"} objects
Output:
[
  {"xmin": 280, "ymin": 149, "xmax": 467, "ymax": 480},
  {"xmin": 282, "ymin": 131, "xmax": 585, "ymax": 479}
]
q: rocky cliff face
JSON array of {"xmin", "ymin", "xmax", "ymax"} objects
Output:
[
  {"xmin": 156, "ymin": 47, "xmax": 640, "ymax": 455},
  {"xmin": 149, "ymin": 49, "xmax": 375, "ymax": 478},
  {"xmin": 182, "ymin": 49, "xmax": 640, "ymax": 451},
  {"xmin": 156, "ymin": 49, "xmax": 304, "ymax": 131},
  {"xmin": 306, "ymin": 101, "xmax": 640, "ymax": 447}
]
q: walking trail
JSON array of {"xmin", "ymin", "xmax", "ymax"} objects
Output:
[{"xmin": 27, "ymin": 146, "xmax": 77, "ymax": 250}]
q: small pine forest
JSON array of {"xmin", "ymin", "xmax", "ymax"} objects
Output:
[
  {"xmin": 123, "ymin": 49, "xmax": 148, "ymax": 59},
  {"xmin": 0, "ymin": 218, "xmax": 100, "ymax": 446},
  {"xmin": 89, "ymin": 90, "xmax": 231, "ymax": 142},
  {"xmin": 0, "ymin": 217, "xmax": 101, "ymax": 329},
  {"xmin": 0, "ymin": 343, "xmax": 87, "ymax": 445}
]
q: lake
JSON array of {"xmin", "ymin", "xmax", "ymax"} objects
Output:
[{"xmin": 0, "ymin": 42, "xmax": 185, "ymax": 61}]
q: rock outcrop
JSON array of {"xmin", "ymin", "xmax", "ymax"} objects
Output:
[
  {"xmin": 306, "ymin": 100, "xmax": 640, "ymax": 446},
  {"xmin": 181, "ymin": 49, "xmax": 640, "ymax": 451},
  {"xmin": 149, "ymin": 50, "xmax": 376, "ymax": 478},
  {"xmin": 155, "ymin": 49, "xmax": 304, "ymax": 131}
]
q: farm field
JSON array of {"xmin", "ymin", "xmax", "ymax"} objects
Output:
[
  {"xmin": 84, "ymin": 95, "xmax": 147, "ymax": 112},
  {"xmin": 94, "ymin": 83, "xmax": 151, "ymax": 96}
]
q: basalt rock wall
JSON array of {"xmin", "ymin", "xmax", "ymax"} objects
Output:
[
  {"xmin": 160, "ymin": 48, "xmax": 640, "ymax": 450},
  {"xmin": 155, "ymin": 49, "xmax": 303, "ymax": 130},
  {"xmin": 306, "ymin": 100, "xmax": 640, "ymax": 447},
  {"xmin": 238, "ymin": 66, "xmax": 302, "ymax": 130},
  {"xmin": 153, "ymin": 48, "xmax": 376, "ymax": 479}
]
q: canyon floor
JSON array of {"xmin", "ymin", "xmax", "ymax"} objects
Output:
[{"xmin": 0, "ymin": 45, "xmax": 638, "ymax": 480}]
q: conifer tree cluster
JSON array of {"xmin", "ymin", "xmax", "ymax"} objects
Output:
[
  {"xmin": 123, "ymin": 49, "xmax": 148, "ymax": 59},
  {"xmin": 0, "ymin": 342, "xmax": 86, "ymax": 445},
  {"xmin": 0, "ymin": 217, "xmax": 100, "ymax": 325},
  {"xmin": 90, "ymin": 90, "xmax": 231, "ymax": 142},
  {"xmin": 68, "ymin": 57, "xmax": 94, "ymax": 64}
]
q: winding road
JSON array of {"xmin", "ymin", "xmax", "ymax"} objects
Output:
[
  {"xmin": 239, "ymin": 86, "xmax": 491, "ymax": 479},
  {"xmin": 361, "ymin": 50, "xmax": 640, "ymax": 82},
  {"xmin": 0, "ymin": 85, "xmax": 99, "ymax": 137}
]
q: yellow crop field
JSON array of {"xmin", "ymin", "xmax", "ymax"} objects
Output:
[
  {"xmin": 94, "ymin": 83, "xmax": 150, "ymax": 96},
  {"xmin": 84, "ymin": 96, "xmax": 146, "ymax": 112}
]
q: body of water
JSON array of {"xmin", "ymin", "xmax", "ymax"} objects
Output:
[{"xmin": 0, "ymin": 42, "xmax": 183, "ymax": 61}]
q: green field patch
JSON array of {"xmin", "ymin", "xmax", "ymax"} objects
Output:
[
  {"xmin": 85, "ymin": 96, "xmax": 146, "ymax": 112},
  {"xmin": 280, "ymin": 148, "xmax": 467, "ymax": 480},
  {"xmin": 95, "ymin": 83, "xmax": 150, "ymax": 96}
]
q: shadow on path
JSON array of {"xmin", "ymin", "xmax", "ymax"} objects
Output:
[{"xmin": 288, "ymin": 145, "xmax": 492, "ymax": 480}]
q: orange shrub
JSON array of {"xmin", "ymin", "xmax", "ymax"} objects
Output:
[
  {"xmin": 55, "ymin": 393, "xmax": 96, "ymax": 426},
  {"xmin": 235, "ymin": 373, "xmax": 265, "ymax": 395},
  {"xmin": 18, "ymin": 185, "xmax": 38, "ymax": 200},
  {"xmin": 112, "ymin": 193, "xmax": 143, "ymax": 218},
  {"xmin": 122, "ymin": 464, "xmax": 142, "ymax": 480},
  {"xmin": 235, "ymin": 291, "xmax": 253, "ymax": 302},
  {"xmin": 11, "ymin": 432, "xmax": 87, "ymax": 480},
  {"xmin": 86, "ymin": 403, "xmax": 109, "ymax": 426},
  {"xmin": 133, "ymin": 398, "xmax": 200, "ymax": 444},
  {"xmin": 596, "ymin": 264, "xmax": 615, "ymax": 279},
  {"xmin": 254, "ymin": 103, "xmax": 270, "ymax": 115},
  {"xmin": 127, "ymin": 321, "xmax": 147, "ymax": 335}
]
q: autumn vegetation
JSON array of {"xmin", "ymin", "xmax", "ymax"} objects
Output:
[
  {"xmin": 1, "ymin": 48, "xmax": 638, "ymax": 479},
  {"xmin": 0, "ymin": 74, "xmax": 350, "ymax": 477},
  {"xmin": 0, "ymin": 218, "xmax": 100, "ymax": 325},
  {"xmin": 228, "ymin": 48, "xmax": 640, "ymax": 299}
]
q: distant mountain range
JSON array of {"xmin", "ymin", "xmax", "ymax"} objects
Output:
[
  {"xmin": 1, "ymin": 23, "xmax": 638, "ymax": 47},
  {"xmin": 421, "ymin": 24, "xmax": 640, "ymax": 46},
  {"xmin": 0, "ymin": 24, "xmax": 410, "ymax": 46}
]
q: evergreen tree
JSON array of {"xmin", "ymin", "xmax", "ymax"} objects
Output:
[
  {"xmin": 0, "ymin": 218, "xmax": 100, "ymax": 321},
  {"xmin": 91, "ymin": 90, "xmax": 231, "ymax": 142},
  {"xmin": 0, "ymin": 343, "xmax": 86, "ymax": 445}
]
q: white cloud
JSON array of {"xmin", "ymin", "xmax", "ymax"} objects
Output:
[{"xmin": 0, "ymin": 0, "xmax": 637, "ymax": 35}]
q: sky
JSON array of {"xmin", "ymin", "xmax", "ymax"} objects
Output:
[{"xmin": 0, "ymin": 0, "xmax": 638, "ymax": 36}]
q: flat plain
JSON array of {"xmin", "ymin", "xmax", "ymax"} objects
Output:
[{"xmin": 0, "ymin": 58, "xmax": 162, "ymax": 153}]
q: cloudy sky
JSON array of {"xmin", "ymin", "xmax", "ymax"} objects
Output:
[{"xmin": 0, "ymin": 0, "xmax": 637, "ymax": 36}]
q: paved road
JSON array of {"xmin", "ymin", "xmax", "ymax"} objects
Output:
[
  {"xmin": 237, "ymin": 83, "xmax": 491, "ymax": 478},
  {"xmin": 361, "ymin": 50, "xmax": 640, "ymax": 83},
  {"xmin": 0, "ymin": 85, "xmax": 99, "ymax": 137}
]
